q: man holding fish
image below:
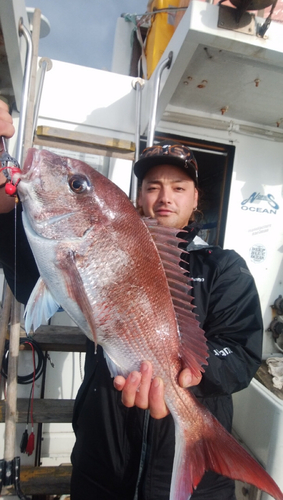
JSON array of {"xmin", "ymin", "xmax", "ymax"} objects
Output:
[{"xmin": 0, "ymin": 100, "xmax": 270, "ymax": 500}]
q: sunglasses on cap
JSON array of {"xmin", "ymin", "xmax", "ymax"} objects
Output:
[{"xmin": 134, "ymin": 143, "xmax": 198, "ymax": 184}]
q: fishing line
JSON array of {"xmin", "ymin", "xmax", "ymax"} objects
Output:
[
  {"xmin": 23, "ymin": 342, "xmax": 36, "ymax": 457},
  {"xmin": 13, "ymin": 197, "xmax": 18, "ymax": 302}
]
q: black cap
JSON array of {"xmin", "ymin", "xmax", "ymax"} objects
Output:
[{"xmin": 134, "ymin": 142, "xmax": 198, "ymax": 185}]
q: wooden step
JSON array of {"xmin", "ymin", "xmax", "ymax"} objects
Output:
[
  {"xmin": 34, "ymin": 125, "xmax": 135, "ymax": 160},
  {"xmin": 22, "ymin": 325, "xmax": 87, "ymax": 352},
  {"xmin": 0, "ymin": 398, "xmax": 74, "ymax": 423},
  {"xmin": 1, "ymin": 465, "xmax": 72, "ymax": 496}
]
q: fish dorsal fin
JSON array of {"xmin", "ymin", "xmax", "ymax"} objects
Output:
[
  {"xmin": 24, "ymin": 277, "xmax": 61, "ymax": 334},
  {"xmin": 143, "ymin": 218, "xmax": 209, "ymax": 377}
]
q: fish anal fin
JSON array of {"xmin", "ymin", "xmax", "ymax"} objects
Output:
[{"xmin": 103, "ymin": 350, "xmax": 130, "ymax": 379}]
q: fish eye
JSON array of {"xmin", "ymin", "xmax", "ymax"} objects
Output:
[{"xmin": 68, "ymin": 174, "xmax": 91, "ymax": 194}]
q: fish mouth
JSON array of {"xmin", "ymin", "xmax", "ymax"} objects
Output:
[
  {"xmin": 17, "ymin": 177, "xmax": 31, "ymax": 200},
  {"xmin": 17, "ymin": 149, "xmax": 43, "ymax": 199},
  {"xmin": 22, "ymin": 148, "xmax": 44, "ymax": 175},
  {"xmin": 23, "ymin": 148, "xmax": 36, "ymax": 173}
]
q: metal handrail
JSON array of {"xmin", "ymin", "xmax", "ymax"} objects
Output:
[
  {"xmin": 33, "ymin": 57, "xmax": 53, "ymax": 136},
  {"xmin": 15, "ymin": 18, "xmax": 33, "ymax": 166},
  {"xmin": 146, "ymin": 51, "xmax": 173, "ymax": 147},
  {"xmin": 130, "ymin": 77, "xmax": 144, "ymax": 203}
]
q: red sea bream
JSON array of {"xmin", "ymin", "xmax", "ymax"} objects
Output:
[{"xmin": 17, "ymin": 148, "xmax": 283, "ymax": 500}]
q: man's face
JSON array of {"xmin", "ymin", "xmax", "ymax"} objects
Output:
[{"xmin": 138, "ymin": 164, "xmax": 198, "ymax": 229}]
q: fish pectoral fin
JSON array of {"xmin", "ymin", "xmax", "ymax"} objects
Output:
[
  {"xmin": 24, "ymin": 277, "xmax": 61, "ymax": 334},
  {"xmin": 59, "ymin": 250, "xmax": 98, "ymax": 344}
]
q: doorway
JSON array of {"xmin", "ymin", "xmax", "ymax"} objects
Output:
[{"xmin": 140, "ymin": 133, "xmax": 235, "ymax": 248}]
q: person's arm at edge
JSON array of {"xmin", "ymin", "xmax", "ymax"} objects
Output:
[{"xmin": 0, "ymin": 100, "xmax": 16, "ymax": 213}]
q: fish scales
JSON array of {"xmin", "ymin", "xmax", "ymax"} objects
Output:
[
  {"xmin": 17, "ymin": 148, "xmax": 283, "ymax": 500},
  {"xmin": 76, "ymin": 220, "xmax": 179, "ymax": 377}
]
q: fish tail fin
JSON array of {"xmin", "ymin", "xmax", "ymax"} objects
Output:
[
  {"xmin": 170, "ymin": 421, "xmax": 202, "ymax": 500},
  {"xmin": 170, "ymin": 410, "xmax": 283, "ymax": 500}
]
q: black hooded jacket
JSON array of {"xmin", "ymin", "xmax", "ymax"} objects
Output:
[
  {"xmin": 0, "ymin": 210, "xmax": 263, "ymax": 500},
  {"xmin": 70, "ymin": 225, "xmax": 263, "ymax": 500}
]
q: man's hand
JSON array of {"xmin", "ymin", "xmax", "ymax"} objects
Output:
[{"xmin": 113, "ymin": 362, "xmax": 202, "ymax": 419}]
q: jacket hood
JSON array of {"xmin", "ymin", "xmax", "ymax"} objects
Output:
[{"xmin": 180, "ymin": 223, "xmax": 212, "ymax": 252}]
